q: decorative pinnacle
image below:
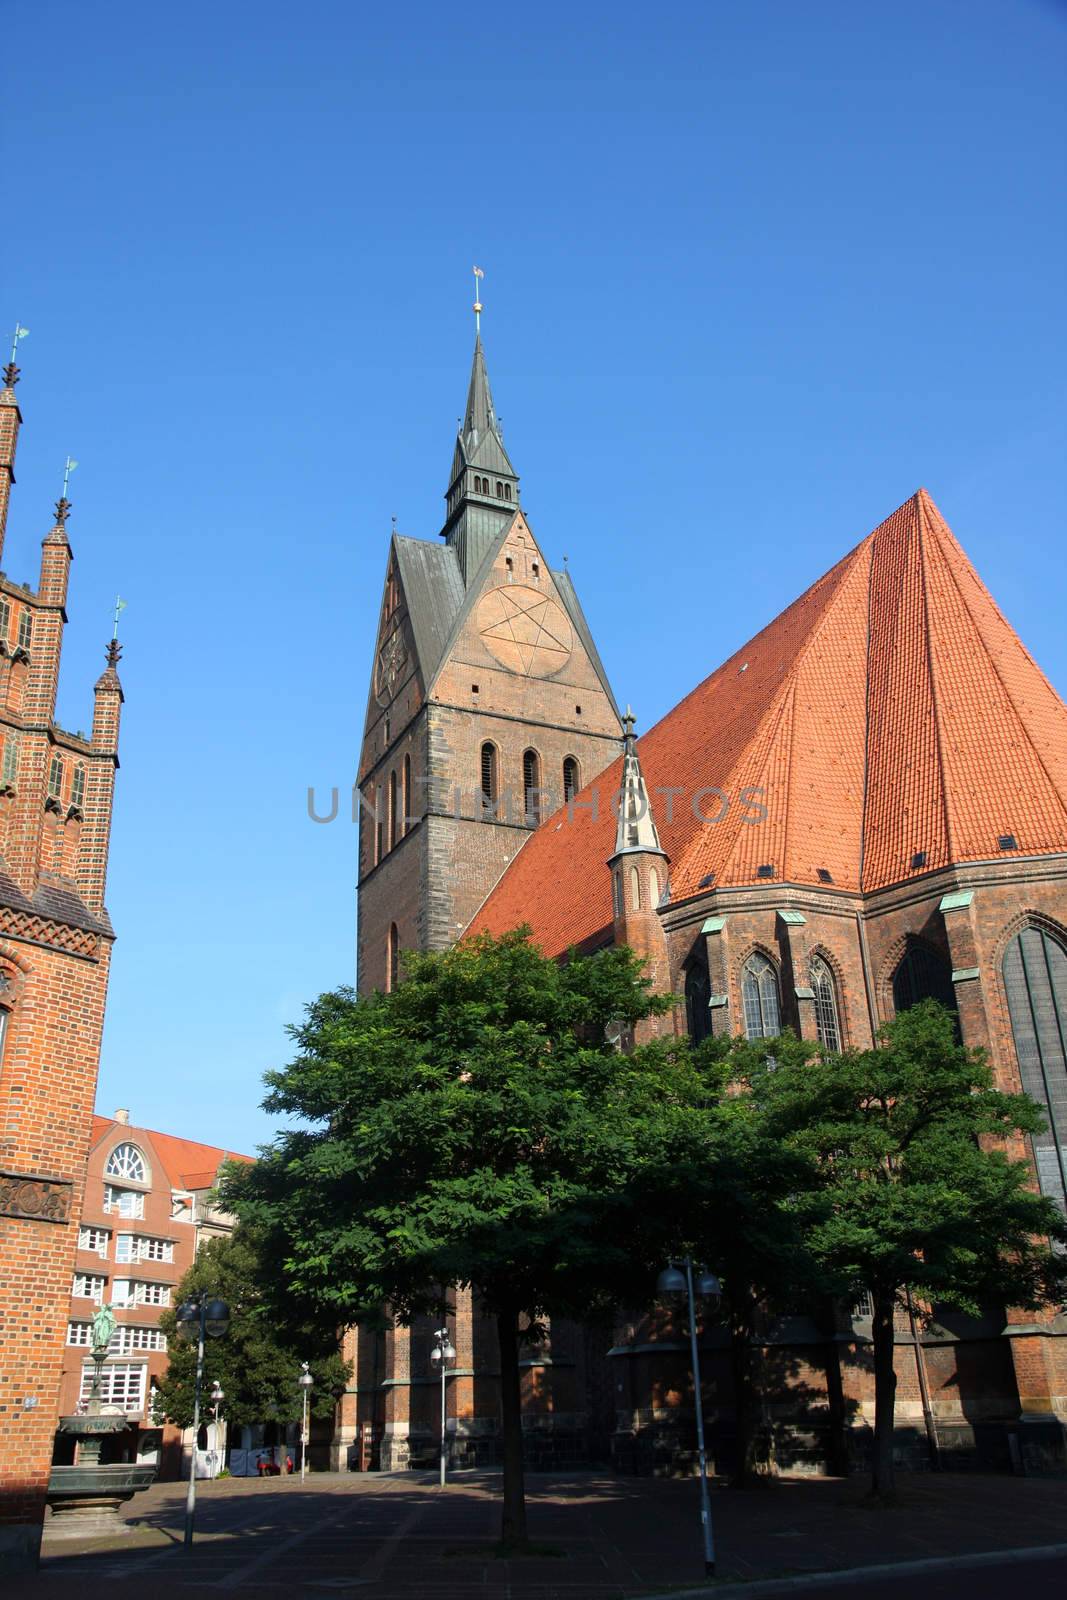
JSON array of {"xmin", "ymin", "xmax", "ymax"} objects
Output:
[
  {"xmin": 105, "ymin": 637, "xmax": 123, "ymax": 668},
  {"xmin": 54, "ymin": 497, "xmax": 72, "ymax": 526},
  {"xmin": 472, "ymin": 265, "xmax": 484, "ymax": 333},
  {"xmin": 622, "ymin": 705, "xmax": 637, "ymax": 748},
  {"xmin": 2, "ymin": 363, "xmax": 18, "ymax": 389}
]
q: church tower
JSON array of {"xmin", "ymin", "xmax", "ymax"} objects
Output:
[{"xmin": 356, "ymin": 321, "xmax": 623, "ymax": 993}]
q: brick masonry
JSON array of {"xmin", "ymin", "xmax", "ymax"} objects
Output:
[{"xmin": 0, "ymin": 369, "xmax": 124, "ymax": 1573}]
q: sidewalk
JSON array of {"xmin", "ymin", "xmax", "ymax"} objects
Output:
[{"xmin": 10, "ymin": 1467, "xmax": 1067, "ymax": 1599}]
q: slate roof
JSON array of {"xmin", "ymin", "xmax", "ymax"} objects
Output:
[
  {"xmin": 470, "ymin": 490, "xmax": 1067, "ymax": 956},
  {"xmin": 393, "ymin": 535, "xmax": 466, "ymax": 686},
  {"xmin": 0, "ymin": 864, "xmax": 114, "ymax": 937}
]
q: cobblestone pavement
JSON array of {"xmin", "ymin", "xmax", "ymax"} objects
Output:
[{"xmin": 9, "ymin": 1469, "xmax": 1067, "ymax": 1600}]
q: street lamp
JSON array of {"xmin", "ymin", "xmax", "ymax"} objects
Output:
[
  {"xmin": 657, "ymin": 1258, "xmax": 721, "ymax": 1579},
  {"xmin": 298, "ymin": 1362, "xmax": 314, "ymax": 1482},
  {"xmin": 429, "ymin": 1328, "xmax": 456, "ymax": 1487},
  {"xmin": 176, "ymin": 1296, "xmax": 231, "ymax": 1548}
]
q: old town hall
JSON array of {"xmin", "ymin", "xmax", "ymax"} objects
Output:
[{"xmin": 346, "ymin": 319, "xmax": 1067, "ymax": 1478}]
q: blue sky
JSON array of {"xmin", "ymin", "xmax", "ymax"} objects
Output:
[{"xmin": 5, "ymin": 0, "xmax": 1065, "ymax": 1153}]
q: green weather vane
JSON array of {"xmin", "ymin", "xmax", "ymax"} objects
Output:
[
  {"xmin": 472, "ymin": 265, "xmax": 484, "ymax": 334},
  {"xmin": 112, "ymin": 595, "xmax": 127, "ymax": 640},
  {"xmin": 62, "ymin": 456, "xmax": 78, "ymax": 497},
  {"xmin": 9, "ymin": 323, "xmax": 29, "ymax": 365}
]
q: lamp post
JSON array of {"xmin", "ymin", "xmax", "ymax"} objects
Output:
[
  {"xmin": 176, "ymin": 1296, "xmax": 231, "ymax": 1548},
  {"xmin": 298, "ymin": 1362, "xmax": 314, "ymax": 1482},
  {"xmin": 657, "ymin": 1259, "xmax": 721, "ymax": 1579},
  {"xmin": 429, "ymin": 1328, "xmax": 456, "ymax": 1487}
]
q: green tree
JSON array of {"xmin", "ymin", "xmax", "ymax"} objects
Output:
[
  {"xmin": 221, "ymin": 929, "xmax": 692, "ymax": 1549},
  {"xmin": 154, "ymin": 1228, "xmax": 349, "ymax": 1434},
  {"xmin": 747, "ymin": 1001, "xmax": 1067, "ymax": 1500}
]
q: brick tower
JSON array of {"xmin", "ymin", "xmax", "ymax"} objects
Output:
[
  {"xmin": 0, "ymin": 355, "xmax": 124, "ymax": 1573},
  {"xmin": 341, "ymin": 321, "xmax": 624, "ymax": 1470},
  {"xmin": 356, "ymin": 326, "xmax": 623, "ymax": 992}
]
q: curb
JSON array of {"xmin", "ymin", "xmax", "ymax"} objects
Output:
[{"xmin": 638, "ymin": 1540, "xmax": 1067, "ymax": 1599}]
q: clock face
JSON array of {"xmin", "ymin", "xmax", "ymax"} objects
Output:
[
  {"xmin": 476, "ymin": 584, "xmax": 573, "ymax": 677},
  {"xmin": 375, "ymin": 626, "xmax": 408, "ymax": 705}
]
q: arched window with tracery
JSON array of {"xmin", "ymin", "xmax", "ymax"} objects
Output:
[
  {"xmin": 810, "ymin": 955, "xmax": 841, "ymax": 1053},
  {"xmin": 892, "ymin": 938, "xmax": 956, "ymax": 1016},
  {"xmin": 685, "ymin": 959, "xmax": 711, "ymax": 1044},
  {"xmin": 387, "ymin": 924, "xmax": 400, "ymax": 993},
  {"xmin": 105, "ymin": 1143, "xmax": 148, "ymax": 1184},
  {"xmin": 563, "ymin": 756, "xmax": 580, "ymax": 804},
  {"xmin": 742, "ymin": 953, "xmax": 781, "ymax": 1040},
  {"xmin": 1003, "ymin": 924, "xmax": 1067, "ymax": 1210},
  {"xmin": 480, "ymin": 742, "xmax": 498, "ymax": 818},
  {"xmin": 522, "ymin": 749, "xmax": 541, "ymax": 826},
  {"xmin": 402, "ymin": 755, "xmax": 411, "ymax": 833}
]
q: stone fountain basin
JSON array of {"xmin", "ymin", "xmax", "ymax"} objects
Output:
[
  {"xmin": 56, "ymin": 1413, "xmax": 130, "ymax": 1436},
  {"xmin": 47, "ymin": 1463, "xmax": 157, "ymax": 1501}
]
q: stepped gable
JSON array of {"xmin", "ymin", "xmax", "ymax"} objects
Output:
[{"xmin": 470, "ymin": 490, "xmax": 1067, "ymax": 955}]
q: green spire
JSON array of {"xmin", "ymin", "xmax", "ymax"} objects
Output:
[{"xmin": 441, "ymin": 335, "xmax": 520, "ymax": 585}]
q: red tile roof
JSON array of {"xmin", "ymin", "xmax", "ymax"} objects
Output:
[
  {"xmin": 471, "ymin": 491, "xmax": 1067, "ymax": 956},
  {"xmin": 91, "ymin": 1115, "xmax": 253, "ymax": 1189}
]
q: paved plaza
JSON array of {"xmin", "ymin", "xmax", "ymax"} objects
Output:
[{"xmin": 9, "ymin": 1469, "xmax": 1067, "ymax": 1599}]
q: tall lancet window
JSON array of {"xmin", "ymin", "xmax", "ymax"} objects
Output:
[
  {"xmin": 522, "ymin": 750, "xmax": 541, "ymax": 826},
  {"xmin": 742, "ymin": 953, "xmax": 781, "ymax": 1041},
  {"xmin": 563, "ymin": 756, "xmax": 580, "ymax": 804},
  {"xmin": 1003, "ymin": 925, "xmax": 1067, "ymax": 1210},
  {"xmin": 480, "ymin": 743, "xmax": 498, "ymax": 818},
  {"xmin": 387, "ymin": 924, "xmax": 400, "ymax": 993},
  {"xmin": 810, "ymin": 956, "xmax": 841, "ymax": 1053}
]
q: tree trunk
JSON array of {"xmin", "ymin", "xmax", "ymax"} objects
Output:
[
  {"xmin": 870, "ymin": 1289, "xmax": 898, "ymax": 1501},
  {"xmin": 730, "ymin": 1305, "xmax": 756, "ymax": 1487},
  {"xmin": 496, "ymin": 1306, "xmax": 528, "ymax": 1549}
]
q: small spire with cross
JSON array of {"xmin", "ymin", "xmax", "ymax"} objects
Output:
[{"xmin": 472, "ymin": 266, "xmax": 484, "ymax": 334}]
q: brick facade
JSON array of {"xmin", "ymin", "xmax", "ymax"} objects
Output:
[{"xmin": 0, "ymin": 362, "xmax": 126, "ymax": 1572}]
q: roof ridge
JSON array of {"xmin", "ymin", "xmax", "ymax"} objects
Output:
[{"xmin": 915, "ymin": 493, "xmax": 955, "ymax": 868}]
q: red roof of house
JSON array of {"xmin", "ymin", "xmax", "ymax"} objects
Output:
[
  {"xmin": 471, "ymin": 490, "xmax": 1067, "ymax": 956},
  {"xmin": 91, "ymin": 1115, "xmax": 253, "ymax": 1189}
]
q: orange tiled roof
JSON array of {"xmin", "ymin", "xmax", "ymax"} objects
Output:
[
  {"xmin": 471, "ymin": 491, "xmax": 1067, "ymax": 955},
  {"xmin": 91, "ymin": 1115, "xmax": 253, "ymax": 1188}
]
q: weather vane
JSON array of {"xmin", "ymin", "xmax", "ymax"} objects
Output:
[
  {"xmin": 9, "ymin": 323, "xmax": 29, "ymax": 365},
  {"xmin": 112, "ymin": 595, "xmax": 127, "ymax": 640},
  {"xmin": 472, "ymin": 265, "xmax": 484, "ymax": 334},
  {"xmin": 62, "ymin": 457, "xmax": 78, "ymax": 497}
]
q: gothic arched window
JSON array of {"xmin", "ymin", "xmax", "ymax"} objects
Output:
[
  {"xmin": 563, "ymin": 756, "xmax": 580, "ymax": 803},
  {"xmin": 522, "ymin": 749, "xmax": 541, "ymax": 826},
  {"xmin": 892, "ymin": 939, "xmax": 956, "ymax": 1016},
  {"xmin": 742, "ymin": 953, "xmax": 781, "ymax": 1040},
  {"xmin": 71, "ymin": 763, "xmax": 86, "ymax": 811},
  {"xmin": 649, "ymin": 866, "xmax": 660, "ymax": 906},
  {"xmin": 387, "ymin": 924, "xmax": 400, "ymax": 993},
  {"xmin": 685, "ymin": 960, "xmax": 711, "ymax": 1044},
  {"xmin": 388, "ymin": 770, "xmax": 398, "ymax": 852},
  {"xmin": 105, "ymin": 1143, "xmax": 148, "ymax": 1184},
  {"xmin": 810, "ymin": 955, "xmax": 841, "ymax": 1053},
  {"xmin": 629, "ymin": 864, "xmax": 641, "ymax": 911},
  {"xmin": 480, "ymin": 742, "xmax": 498, "ymax": 818},
  {"xmin": 1003, "ymin": 924, "xmax": 1067, "ymax": 1210},
  {"xmin": 402, "ymin": 755, "xmax": 411, "ymax": 833},
  {"xmin": 612, "ymin": 870, "xmax": 623, "ymax": 919}
]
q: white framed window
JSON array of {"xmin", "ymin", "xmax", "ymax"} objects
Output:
[
  {"xmin": 117, "ymin": 1324, "xmax": 167, "ymax": 1353},
  {"xmin": 116, "ymin": 1233, "xmax": 135, "ymax": 1263},
  {"xmin": 103, "ymin": 1185, "xmax": 144, "ymax": 1218},
  {"xmin": 79, "ymin": 1361, "xmax": 147, "ymax": 1412},
  {"xmin": 104, "ymin": 1143, "xmax": 148, "ymax": 1184},
  {"xmin": 72, "ymin": 1273, "xmax": 106, "ymax": 1303},
  {"xmin": 67, "ymin": 1321, "xmax": 93, "ymax": 1346},
  {"xmin": 111, "ymin": 1279, "xmax": 132, "ymax": 1307},
  {"xmin": 140, "ymin": 1236, "xmax": 173, "ymax": 1262},
  {"xmin": 78, "ymin": 1225, "xmax": 111, "ymax": 1257},
  {"xmin": 132, "ymin": 1281, "xmax": 170, "ymax": 1307}
]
